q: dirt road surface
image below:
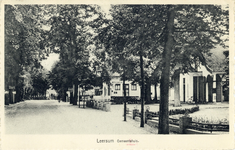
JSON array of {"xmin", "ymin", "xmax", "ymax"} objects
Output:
[{"xmin": 4, "ymin": 100, "xmax": 154, "ymax": 134}]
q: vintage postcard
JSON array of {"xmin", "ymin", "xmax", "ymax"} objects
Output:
[{"xmin": 1, "ymin": 0, "xmax": 234, "ymax": 149}]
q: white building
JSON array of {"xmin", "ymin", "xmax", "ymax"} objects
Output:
[
  {"xmin": 98, "ymin": 73, "xmax": 173, "ymax": 103},
  {"xmin": 176, "ymin": 63, "xmax": 227, "ymax": 104},
  {"xmin": 87, "ymin": 63, "xmax": 227, "ymax": 104}
]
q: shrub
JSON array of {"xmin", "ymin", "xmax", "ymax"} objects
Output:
[
  {"xmin": 148, "ymin": 106, "xmax": 199, "ymax": 118},
  {"xmin": 192, "ymin": 116, "xmax": 229, "ymax": 125},
  {"xmin": 168, "ymin": 106, "xmax": 199, "ymax": 115}
]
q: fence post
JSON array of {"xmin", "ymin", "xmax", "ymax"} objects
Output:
[
  {"xmin": 145, "ymin": 109, "xmax": 149, "ymax": 123},
  {"xmin": 133, "ymin": 109, "xmax": 139, "ymax": 119},
  {"xmin": 5, "ymin": 91, "xmax": 9, "ymax": 105},
  {"xmin": 179, "ymin": 116, "xmax": 192, "ymax": 134}
]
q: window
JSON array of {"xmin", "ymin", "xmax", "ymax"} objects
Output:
[
  {"xmin": 115, "ymin": 84, "xmax": 120, "ymax": 90},
  {"xmin": 131, "ymin": 84, "xmax": 137, "ymax": 90},
  {"xmin": 95, "ymin": 89, "xmax": 102, "ymax": 96}
]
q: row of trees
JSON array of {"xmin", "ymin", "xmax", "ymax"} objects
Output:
[
  {"xmin": 5, "ymin": 5, "xmax": 50, "ymax": 102},
  {"xmin": 5, "ymin": 4, "xmax": 228, "ymax": 134},
  {"xmin": 45, "ymin": 5, "xmax": 103, "ymax": 105}
]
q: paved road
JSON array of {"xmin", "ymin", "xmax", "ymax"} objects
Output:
[{"xmin": 4, "ymin": 100, "xmax": 155, "ymax": 134}]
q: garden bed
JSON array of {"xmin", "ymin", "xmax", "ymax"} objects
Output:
[{"xmin": 170, "ymin": 107, "xmax": 229, "ymax": 125}]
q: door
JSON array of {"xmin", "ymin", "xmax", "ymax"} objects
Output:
[{"xmin": 199, "ymin": 76, "xmax": 204, "ymax": 103}]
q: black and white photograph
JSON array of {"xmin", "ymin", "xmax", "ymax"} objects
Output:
[{"xmin": 2, "ymin": 0, "xmax": 234, "ymax": 149}]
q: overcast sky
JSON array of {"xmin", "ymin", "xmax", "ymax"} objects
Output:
[{"xmin": 41, "ymin": 53, "xmax": 59, "ymax": 71}]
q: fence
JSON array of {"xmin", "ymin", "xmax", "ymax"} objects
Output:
[
  {"xmin": 169, "ymin": 117, "xmax": 180, "ymax": 126},
  {"xmin": 86, "ymin": 100, "xmax": 111, "ymax": 112},
  {"xmin": 188, "ymin": 121, "xmax": 229, "ymax": 133},
  {"xmin": 132, "ymin": 108, "xmax": 229, "ymax": 134}
]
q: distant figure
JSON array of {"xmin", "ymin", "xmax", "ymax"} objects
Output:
[{"xmin": 58, "ymin": 95, "xmax": 60, "ymax": 103}]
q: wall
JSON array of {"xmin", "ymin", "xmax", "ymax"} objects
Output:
[
  {"xmin": 179, "ymin": 72, "xmax": 207, "ymax": 102},
  {"xmin": 106, "ymin": 76, "xmax": 163, "ymax": 100},
  {"xmin": 109, "ymin": 77, "xmax": 141, "ymax": 97}
]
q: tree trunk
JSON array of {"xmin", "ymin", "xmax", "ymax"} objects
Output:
[
  {"xmin": 73, "ymin": 82, "xmax": 78, "ymax": 105},
  {"xmin": 154, "ymin": 83, "xmax": 157, "ymax": 101},
  {"xmin": 70, "ymin": 91, "xmax": 73, "ymax": 104},
  {"xmin": 70, "ymin": 85, "xmax": 73, "ymax": 104},
  {"xmin": 123, "ymin": 70, "xmax": 127, "ymax": 121},
  {"xmin": 140, "ymin": 51, "xmax": 145, "ymax": 127},
  {"xmin": 15, "ymin": 77, "xmax": 23, "ymax": 102},
  {"xmin": 15, "ymin": 87, "xmax": 20, "ymax": 103},
  {"xmin": 158, "ymin": 6, "xmax": 175, "ymax": 134},
  {"xmin": 145, "ymin": 77, "xmax": 151, "ymax": 103},
  {"xmin": 62, "ymin": 86, "xmax": 66, "ymax": 102}
]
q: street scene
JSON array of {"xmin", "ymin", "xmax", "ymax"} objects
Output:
[
  {"xmin": 4, "ymin": 4, "xmax": 230, "ymax": 136},
  {"xmin": 5, "ymin": 99, "xmax": 229, "ymax": 134}
]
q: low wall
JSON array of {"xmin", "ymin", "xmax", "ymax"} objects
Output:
[
  {"xmin": 88, "ymin": 101, "xmax": 111, "ymax": 112},
  {"xmin": 147, "ymin": 119, "xmax": 208, "ymax": 134},
  {"xmin": 147, "ymin": 119, "xmax": 180, "ymax": 133}
]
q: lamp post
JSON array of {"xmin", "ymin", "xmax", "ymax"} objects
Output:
[{"xmin": 78, "ymin": 84, "xmax": 80, "ymax": 108}]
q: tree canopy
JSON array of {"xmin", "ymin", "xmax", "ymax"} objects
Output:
[
  {"xmin": 93, "ymin": 4, "xmax": 228, "ymax": 132},
  {"xmin": 5, "ymin": 5, "xmax": 50, "ymax": 101}
]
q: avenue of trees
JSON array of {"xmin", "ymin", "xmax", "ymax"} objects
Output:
[
  {"xmin": 5, "ymin": 4, "xmax": 228, "ymax": 134},
  {"xmin": 5, "ymin": 5, "xmax": 50, "ymax": 101}
]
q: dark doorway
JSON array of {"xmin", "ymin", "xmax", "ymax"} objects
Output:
[
  {"xmin": 193, "ymin": 76, "xmax": 198, "ymax": 103},
  {"xmin": 207, "ymin": 75, "xmax": 213, "ymax": 102}
]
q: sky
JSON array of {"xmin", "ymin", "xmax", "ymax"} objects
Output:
[
  {"xmin": 41, "ymin": 53, "xmax": 59, "ymax": 71},
  {"xmin": 100, "ymin": 4, "xmax": 111, "ymax": 14}
]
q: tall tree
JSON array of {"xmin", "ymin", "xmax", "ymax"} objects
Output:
[
  {"xmin": 158, "ymin": 5, "xmax": 175, "ymax": 134},
  {"xmin": 95, "ymin": 5, "xmax": 168, "ymax": 126},
  {"xmin": 5, "ymin": 5, "xmax": 49, "ymax": 102},
  {"xmin": 94, "ymin": 5, "xmax": 132, "ymax": 121},
  {"xmin": 158, "ymin": 5, "xmax": 228, "ymax": 133},
  {"xmin": 46, "ymin": 5, "xmax": 101, "ymax": 103}
]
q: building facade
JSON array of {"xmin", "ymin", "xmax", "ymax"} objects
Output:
[{"xmin": 177, "ymin": 64, "xmax": 228, "ymax": 104}]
